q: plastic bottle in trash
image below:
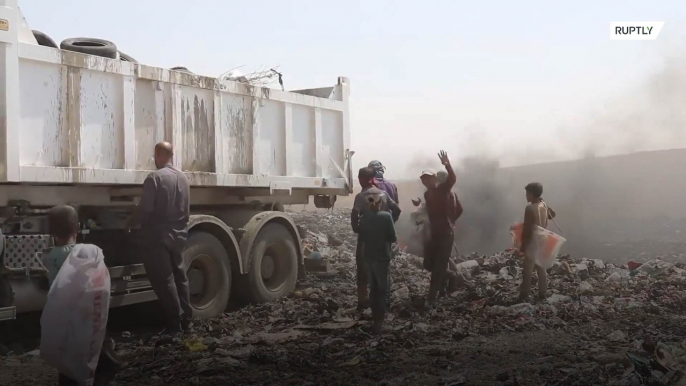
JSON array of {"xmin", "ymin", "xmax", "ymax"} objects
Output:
[{"xmin": 614, "ymin": 297, "xmax": 640, "ymax": 309}]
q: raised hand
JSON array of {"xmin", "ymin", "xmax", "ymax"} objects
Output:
[{"xmin": 438, "ymin": 150, "xmax": 450, "ymax": 166}]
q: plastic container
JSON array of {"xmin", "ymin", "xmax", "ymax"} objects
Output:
[
  {"xmin": 510, "ymin": 223, "xmax": 524, "ymax": 248},
  {"xmin": 510, "ymin": 222, "xmax": 566, "ymax": 269},
  {"xmin": 530, "ymin": 226, "xmax": 566, "ymax": 269}
]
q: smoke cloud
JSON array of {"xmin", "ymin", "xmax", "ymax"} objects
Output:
[{"xmin": 396, "ymin": 53, "xmax": 686, "ymax": 262}]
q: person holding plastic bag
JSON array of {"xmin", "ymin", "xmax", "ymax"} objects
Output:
[
  {"xmin": 516, "ymin": 183, "xmax": 557, "ymax": 303},
  {"xmin": 40, "ymin": 206, "xmax": 119, "ymax": 386}
]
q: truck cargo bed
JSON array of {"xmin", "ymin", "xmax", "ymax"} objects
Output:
[{"xmin": 0, "ymin": 7, "xmax": 351, "ymax": 195}]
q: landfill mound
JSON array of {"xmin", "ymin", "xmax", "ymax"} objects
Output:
[{"xmin": 2, "ymin": 209, "xmax": 686, "ymax": 385}]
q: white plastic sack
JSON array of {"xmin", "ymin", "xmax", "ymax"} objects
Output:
[
  {"xmin": 405, "ymin": 203, "xmax": 431, "ymax": 257},
  {"xmin": 527, "ymin": 226, "xmax": 566, "ymax": 269},
  {"xmin": 40, "ymin": 244, "xmax": 111, "ymax": 386}
]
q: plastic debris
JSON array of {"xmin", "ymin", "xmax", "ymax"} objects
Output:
[
  {"xmin": 3, "ymin": 209, "xmax": 686, "ymax": 385},
  {"xmin": 577, "ymin": 281, "xmax": 594, "ymax": 295}
]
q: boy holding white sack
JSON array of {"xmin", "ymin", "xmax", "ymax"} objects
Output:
[
  {"xmin": 40, "ymin": 205, "xmax": 119, "ymax": 386},
  {"xmin": 516, "ymin": 183, "xmax": 557, "ymax": 303}
]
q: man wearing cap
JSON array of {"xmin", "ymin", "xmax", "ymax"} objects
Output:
[
  {"xmin": 420, "ymin": 151, "xmax": 459, "ymax": 306},
  {"xmin": 351, "ymin": 167, "xmax": 401, "ymax": 311},
  {"xmin": 368, "ymin": 160, "xmax": 399, "ymax": 204}
]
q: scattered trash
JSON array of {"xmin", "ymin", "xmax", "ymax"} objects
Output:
[
  {"xmin": 392, "ymin": 286, "xmax": 410, "ymax": 300},
  {"xmin": 184, "ymin": 337, "xmax": 208, "ymax": 352},
  {"xmin": 577, "ymin": 281, "xmax": 594, "ymax": 295},
  {"xmin": 607, "ymin": 330, "xmax": 627, "ymax": 342},
  {"xmin": 338, "ymin": 355, "xmax": 361, "ymax": 367},
  {"xmin": 546, "ymin": 294, "xmax": 573, "ymax": 304},
  {"xmin": 627, "ymin": 261, "xmax": 642, "ymax": 271},
  {"xmin": 2, "ymin": 209, "xmax": 686, "ymax": 385}
]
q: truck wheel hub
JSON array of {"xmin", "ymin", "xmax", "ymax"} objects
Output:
[
  {"xmin": 261, "ymin": 255, "xmax": 275, "ymax": 279},
  {"xmin": 188, "ymin": 267, "xmax": 205, "ymax": 296}
]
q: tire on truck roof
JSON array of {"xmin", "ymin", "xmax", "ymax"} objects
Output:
[
  {"xmin": 60, "ymin": 37, "xmax": 118, "ymax": 59},
  {"xmin": 171, "ymin": 66, "xmax": 193, "ymax": 74},
  {"xmin": 118, "ymin": 51, "xmax": 138, "ymax": 63},
  {"xmin": 242, "ymin": 223, "xmax": 298, "ymax": 304},
  {"xmin": 183, "ymin": 231, "xmax": 231, "ymax": 319},
  {"xmin": 32, "ymin": 30, "xmax": 58, "ymax": 48}
]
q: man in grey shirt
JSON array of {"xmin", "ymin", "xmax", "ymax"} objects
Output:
[{"xmin": 130, "ymin": 142, "xmax": 192, "ymax": 333}]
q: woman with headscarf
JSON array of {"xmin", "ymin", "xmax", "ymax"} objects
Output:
[{"xmin": 368, "ymin": 160, "xmax": 399, "ymax": 204}]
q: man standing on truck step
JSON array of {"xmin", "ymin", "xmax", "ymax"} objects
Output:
[
  {"xmin": 368, "ymin": 160, "xmax": 399, "ymax": 204},
  {"xmin": 129, "ymin": 142, "xmax": 192, "ymax": 334},
  {"xmin": 421, "ymin": 150, "xmax": 461, "ymax": 307},
  {"xmin": 351, "ymin": 167, "xmax": 401, "ymax": 311}
]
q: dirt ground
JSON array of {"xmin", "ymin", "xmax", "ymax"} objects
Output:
[{"xmin": 1, "ymin": 209, "xmax": 685, "ymax": 385}]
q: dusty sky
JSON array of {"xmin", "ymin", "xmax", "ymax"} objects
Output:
[{"xmin": 20, "ymin": 0, "xmax": 686, "ymax": 179}]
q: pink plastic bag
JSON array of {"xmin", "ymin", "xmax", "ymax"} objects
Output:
[{"xmin": 510, "ymin": 223, "xmax": 565, "ymax": 269}]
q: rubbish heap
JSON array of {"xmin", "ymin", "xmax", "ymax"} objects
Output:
[{"xmin": 3, "ymin": 209, "xmax": 686, "ymax": 385}]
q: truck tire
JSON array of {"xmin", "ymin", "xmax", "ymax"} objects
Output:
[
  {"xmin": 32, "ymin": 30, "xmax": 58, "ymax": 48},
  {"xmin": 171, "ymin": 66, "xmax": 193, "ymax": 74},
  {"xmin": 245, "ymin": 223, "xmax": 298, "ymax": 303},
  {"xmin": 118, "ymin": 51, "xmax": 138, "ymax": 63},
  {"xmin": 183, "ymin": 231, "xmax": 231, "ymax": 319},
  {"xmin": 60, "ymin": 38, "xmax": 118, "ymax": 59}
]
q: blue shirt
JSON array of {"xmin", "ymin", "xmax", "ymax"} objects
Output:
[{"xmin": 44, "ymin": 244, "xmax": 75, "ymax": 285}]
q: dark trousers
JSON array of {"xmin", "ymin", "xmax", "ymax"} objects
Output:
[
  {"xmin": 426, "ymin": 231, "xmax": 455, "ymax": 302},
  {"xmin": 356, "ymin": 238, "xmax": 393, "ymax": 309},
  {"xmin": 144, "ymin": 241, "xmax": 192, "ymax": 328},
  {"xmin": 58, "ymin": 333, "xmax": 119, "ymax": 386},
  {"xmin": 355, "ymin": 237, "xmax": 368, "ymax": 305},
  {"xmin": 366, "ymin": 258, "xmax": 391, "ymax": 318}
]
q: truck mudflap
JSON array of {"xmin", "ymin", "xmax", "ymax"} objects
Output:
[{"xmin": 0, "ymin": 306, "xmax": 16, "ymax": 321}]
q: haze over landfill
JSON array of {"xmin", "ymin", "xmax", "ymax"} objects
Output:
[
  {"xmin": 18, "ymin": 0, "xmax": 686, "ymax": 178},
  {"xmin": 3, "ymin": 1, "xmax": 686, "ymax": 385}
]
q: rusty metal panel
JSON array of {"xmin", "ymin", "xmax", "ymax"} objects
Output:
[
  {"xmin": 180, "ymin": 86, "xmax": 214, "ymax": 172},
  {"xmin": 255, "ymin": 99, "xmax": 286, "ymax": 176},
  {"xmin": 290, "ymin": 104, "xmax": 316, "ymax": 177},
  {"xmin": 133, "ymin": 79, "xmax": 161, "ymax": 170},
  {"xmin": 18, "ymin": 60, "xmax": 68, "ymax": 167},
  {"xmin": 321, "ymin": 109, "xmax": 344, "ymax": 179},
  {"xmin": 79, "ymin": 69, "xmax": 124, "ymax": 169},
  {"xmin": 220, "ymin": 93, "xmax": 253, "ymax": 175},
  {"xmin": 6, "ymin": 11, "xmax": 350, "ymax": 192}
]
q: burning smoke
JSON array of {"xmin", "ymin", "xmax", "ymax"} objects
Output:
[{"xmin": 396, "ymin": 53, "xmax": 686, "ymax": 261}]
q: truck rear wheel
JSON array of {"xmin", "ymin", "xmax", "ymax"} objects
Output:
[
  {"xmin": 245, "ymin": 223, "xmax": 298, "ymax": 303},
  {"xmin": 183, "ymin": 232, "xmax": 231, "ymax": 319}
]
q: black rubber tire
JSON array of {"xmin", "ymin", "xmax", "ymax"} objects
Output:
[
  {"xmin": 183, "ymin": 232, "xmax": 231, "ymax": 319},
  {"xmin": 171, "ymin": 66, "xmax": 193, "ymax": 74},
  {"xmin": 60, "ymin": 37, "xmax": 118, "ymax": 59},
  {"xmin": 32, "ymin": 30, "xmax": 58, "ymax": 48},
  {"xmin": 244, "ymin": 223, "xmax": 298, "ymax": 303},
  {"xmin": 118, "ymin": 51, "xmax": 138, "ymax": 63}
]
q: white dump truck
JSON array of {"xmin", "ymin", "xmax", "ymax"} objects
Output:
[{"xmin": 0, "ymin": 1, "xmax": 353, "ymax": 321}]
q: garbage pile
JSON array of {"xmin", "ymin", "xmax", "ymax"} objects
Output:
[{"xmin": 3, "ymin": 209, "xmax": 686, "ymax": 385}]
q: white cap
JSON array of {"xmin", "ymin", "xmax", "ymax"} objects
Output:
[{"xmin": 420, "ymin": 169, "xmax": 436, "ymax": 178}]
